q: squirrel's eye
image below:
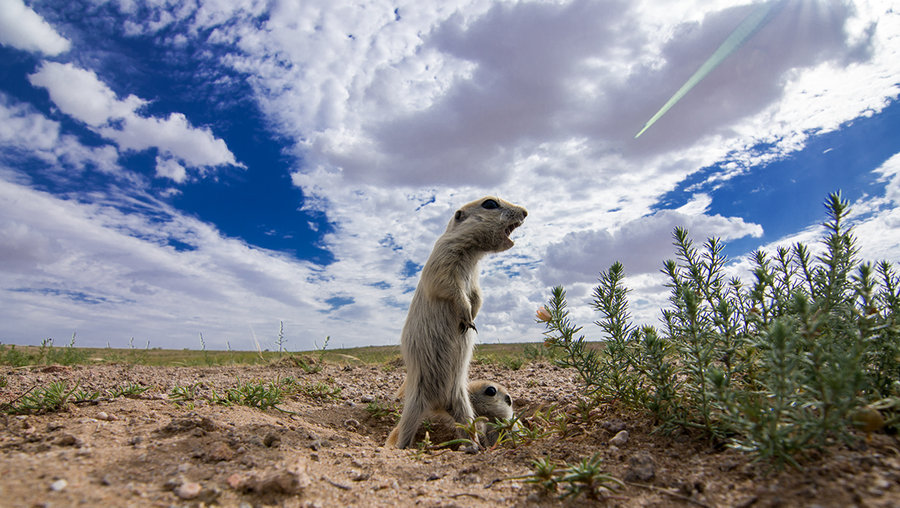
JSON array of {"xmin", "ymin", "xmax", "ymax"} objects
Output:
[
  {"xmin": 481, "ymin": 199, "xmax": 500, "ymax": 210},
  {"xmin": 484, "ymin": 386, "xmax": 497, "ymax": 396}
]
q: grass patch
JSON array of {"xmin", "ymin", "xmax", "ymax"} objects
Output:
[
  {"xmin": 2, "ymin": 381, "xmax": 79, "ymax": 415},
  {"xmin": 210, "ymin": 379, "xmax": 286, "ymax": 410}
]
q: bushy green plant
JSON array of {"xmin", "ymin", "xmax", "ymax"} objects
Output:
[
  {"xmin": 540, "ymin": 192, "xmax": 900, "ymax": 468},
  {"xmin": 169, "ymin": 383, "xmax": 200, "ymax": 404},
  {"xmin": 297, "ymin": 380, "xmax": 343, "ymax": 401},
  {"xmin": 211, "ymin": 379, "xmax": 286, "ymax": 410},
  {"xmin": 518, "ymin": 454, "xmax": 623, "ymax": 500},
  {"xmin": 3, "ymin": 381, "xmax": 79, "ymax": 414},
  {"xmin": 107, "ymin": 382, "xmax": 151, "ymax": 398},
  {"xmin": 73, "ymin": 388, "xmax": 101, "ymax": 403}
]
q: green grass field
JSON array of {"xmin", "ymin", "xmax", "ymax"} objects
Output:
[{"xmin": 0, "ymin": 340, "xmax": 602, "ymax": 369}]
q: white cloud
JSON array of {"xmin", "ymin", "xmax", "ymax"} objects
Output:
[
  {"xmin": 211, "ymin": 0, "xmax": 897, "ymax": 346},
  {"xmin": 0, "ymin": 0, "xmax": 70, "ymax": 56},
  {"xmin": 155, "ymin": 155, "xmax": 187, "ymax": 183},
  {"xmin": 542, "ymin": 194, "xmax": 763, "ymax": 285},
  {"xmin": 210, "ymin": 0, "xmax": 892, "ymax": 191},
  {"xmin": 849, "ymin": 152, "xmax": 900, "ymax": 263},
  {"xmin": 0, "ymin": 94, "xmax": 60, "ymax": 150},
  {"xmin": 28, "ymin": 62, "xmax": 242, "ymax": 181},
  {"xmin": 874, "ymin": 152, "xmax": 900, "ymax": 205},
  {"xmin": 0, "ymin": 94, "xmax": 122, "ymax": 176},
  {"xmin": 3, "ymin": 0, "xmax": 899, "ymax": 349},
  {"xmin": 0, "ymin": 176, "xmax": 336, "ymax": 349}
]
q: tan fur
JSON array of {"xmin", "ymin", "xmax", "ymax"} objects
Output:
[
  {"xmin": 387, "ymin": 196, "xmax": 527, "ymax": 449},
  {"xmin": 387, "ymin": 379, "xmax": 517, "ymax": 447}
]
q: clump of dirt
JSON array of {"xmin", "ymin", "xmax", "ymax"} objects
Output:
[{"xmin": 1, "ymin": 361, "xmax": 898, "ymax": 507}]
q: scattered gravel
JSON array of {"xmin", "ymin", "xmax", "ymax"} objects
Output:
[{"xmin": 1, "ymin": 362, "xmax": 897, "ymax": 507}]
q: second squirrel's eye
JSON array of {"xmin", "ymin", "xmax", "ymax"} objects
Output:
[
  {"xmin": 481, "ymin": 199, "xmax": 500, "ymax": 210},
  {"xmin": 484, "ymin": 386, "xmax": 497, "ymax": 396}
]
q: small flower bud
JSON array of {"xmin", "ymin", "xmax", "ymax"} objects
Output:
[{"xmin": 535, "ymin": 306, "xmax": 552, "ymax": 322}]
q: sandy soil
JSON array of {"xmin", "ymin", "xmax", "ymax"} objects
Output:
[{"xmin": 1, "ymin": 360, "xmax": 898, "ymax": 507}]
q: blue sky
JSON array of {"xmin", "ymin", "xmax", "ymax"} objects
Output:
[{"xmin": 1, "ymin": 0, "xmax": 898, "ymax": 351}]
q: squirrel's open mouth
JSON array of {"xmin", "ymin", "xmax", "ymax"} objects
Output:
[{"xmin": 505, "ymin": 221, "xmax": 522, "ymax": 238}]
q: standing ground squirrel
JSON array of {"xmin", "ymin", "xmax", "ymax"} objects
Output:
[{"xmin": 387, "ymin": 196, "xmax": 527, "ymax": 449}]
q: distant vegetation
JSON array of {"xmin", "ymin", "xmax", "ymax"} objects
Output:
[{"xmin": 0, "ymin": 336, "xmax": 562, "ymax": 369}]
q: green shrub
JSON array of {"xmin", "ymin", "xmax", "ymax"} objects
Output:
[{"xmin": 540, "ymin": 192, "xmax": 900, "ymax": 468}]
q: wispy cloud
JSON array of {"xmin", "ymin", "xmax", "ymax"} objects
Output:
[
  {"xmin": 542, "ymin": 194, "xmax": 764, "ymax": 285},
  {"xmin": 0, "ymin": 94, "xmax": 121, "ymax": 177},
  {"xmin": 0, "ymin": 176, "xmax": 327, "ymax": 348},
  {"xmin": 28, "ymin": 62, "xmax": 243, "ymax": 181},
  {"xmin": 0, "ymin": 0, "xmax": 70, "ymax": 56}
]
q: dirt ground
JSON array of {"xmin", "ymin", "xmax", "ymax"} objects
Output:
[{"xmin": 1, "ymin": 360, "xmax": 898, "ymax": 507}]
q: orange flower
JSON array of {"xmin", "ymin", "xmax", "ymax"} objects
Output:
[{"xmin": 535, "ymin": 306, "xmax": 552, "ymax": 322}]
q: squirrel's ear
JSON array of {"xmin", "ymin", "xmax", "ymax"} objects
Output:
[{"xmin": 455, "ymin": 210, "xmax": 465, "ymax": 221}]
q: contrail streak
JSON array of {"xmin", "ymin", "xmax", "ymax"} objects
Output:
[{"xmin": 634, "ymin": 1, "xmax": 782, "ymax": 139}]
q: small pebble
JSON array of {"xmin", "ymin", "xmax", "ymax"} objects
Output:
[
  {"xmin": 253, "ymin": 470, "xmax": 309, "ymax": 494},
  {"xmin": 609, "ymin": 430, "xmax": 629, "ymax": 447},
  {"xmin": 176, "ymin": 481, "xmax": 202, "ymax": 499},
  {"xmin": 50, "ymin": 479, "xmax": 68, "ymax": 492},
  {"xmin": 227, "ymin": 473, "xmax": 245, "ymax": 489},
  {"xmin": 56, "ymin": 434, "xmax": 79, "ymax": 447},
  {"xmin": 97, "ymin": 411, "xmax": 118, "ymax": 421},
  {"xmin": 207, "ymin": 441, "xmax": 235, "ymax": 461}
]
